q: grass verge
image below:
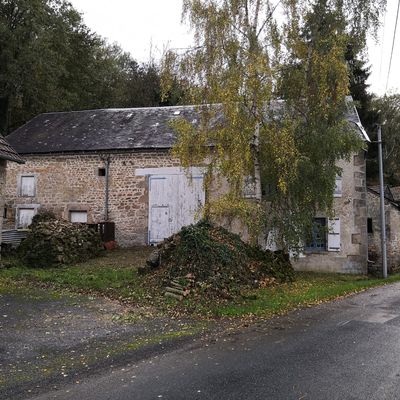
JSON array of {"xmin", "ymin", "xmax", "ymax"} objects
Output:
[
  {"xmin": 1, "ymin": 248, "xmax": 400, "ymax": 319},
  {"xmin": 211, "ymin": 272, "xmax": 400, "ymax": 318}
]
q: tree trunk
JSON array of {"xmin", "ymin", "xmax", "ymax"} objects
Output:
[{"xmin": 0, "ymin": 96, "xmax": 10, "ymax": 135}]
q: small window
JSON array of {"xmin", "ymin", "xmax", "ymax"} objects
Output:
[
  {"xmin": 3, "ymin": 207, "xmax": 7, "ymax": 219},
  {"xmin": 305, "ymin": 218, "xmax": 327, "ymax": 251},
  {"xmin": 243, "ymin": 176, "xmax": 256, "ymax": 198},
  {"xmin": 98, "ymin": 168, "xmax": 106, "ymax": 177},
  {"xmin": 70, "ymin": 210, "xmax": 88, "ymax": 223},
  {"xmin": 20, "ymin": 175, "xmax": 36, "ymax": 197},
  {"xmin": 334, "ymin": 176, "xmax": 342, "ymax": 198},
  {"xmin": 367, "ymin": 218, "xmax": 373, "ymax": 233},
  {"xmin": 17, "ymin": 208, "xmax": 35, "ymax": 228}
]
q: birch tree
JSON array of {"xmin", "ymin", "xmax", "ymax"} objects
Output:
[{"xmin": 162, "ymin": 0, "xmax": 384, "ymax": 249}]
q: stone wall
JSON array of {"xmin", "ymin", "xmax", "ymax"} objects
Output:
[
  {"xmin": 293, "ymin": 152, "xmax": 368, "ymax": 274},
  {"xmin": 4, "ymin": 151, "xmax": 180, "ymax": 247},
  {"xmin": 367, "ymin": 190, "xmax": 400, "ymax": 274},
  {"xmin": 0, "ymin": 159, "xmax": 7, "ymax": 253}
]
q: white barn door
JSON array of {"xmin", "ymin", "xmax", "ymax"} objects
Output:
[{"xmin": 148, "ymin": 174, "xmax": 205, "ymax": 244}]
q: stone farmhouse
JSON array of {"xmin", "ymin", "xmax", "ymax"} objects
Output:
[{"xmin": 4, "ymin": 104, "xmax": 369, "ymax": 274}]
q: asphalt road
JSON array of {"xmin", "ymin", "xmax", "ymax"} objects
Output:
[{"xmin": 31, "ymin": 282, "xmax": 400, "ymax": 400}]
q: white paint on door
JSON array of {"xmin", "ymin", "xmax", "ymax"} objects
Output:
[{"xmin": 148, "ymin": 174, "xmax": 205, "ymax": 243}]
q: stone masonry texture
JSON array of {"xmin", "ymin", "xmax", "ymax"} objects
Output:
[
  {"xmin": 367, "ymin": 190, "xmax": 400, "ymax": 274},
  {"xmin": 293, "ymin": 152, "xmax": 368, "ymax": 274},
  {"xmin": 4, "ymin": 149, "xmax": 369, "ymax": 274},
  {"xmin": 4, "ymin": 151, "xmax": 180, "ymax": 247}
]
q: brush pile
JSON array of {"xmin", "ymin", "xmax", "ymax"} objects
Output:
[{"xmin": 144, "ymin": 220, "xmax": 294, "ymax": 299}]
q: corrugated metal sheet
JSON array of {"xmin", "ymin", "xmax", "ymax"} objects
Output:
[{"xmin": 1, "ymin": 229, "xmax": 29, "ymax": 246}]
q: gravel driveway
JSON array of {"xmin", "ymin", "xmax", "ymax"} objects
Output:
[{"xmin": 0, "ymin": 286, "xmax": 202, "ymax": 400}]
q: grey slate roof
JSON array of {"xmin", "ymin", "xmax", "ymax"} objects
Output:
[
  {"xmin": 369, "ymin": 185, "xmax": 400, "ymax": 204},
  {"xmin": 368, "ymin": 187, "xmax": 400, "ymax": 210},
  {"xmin": 6, "ymin": 106, "xmax": 200, "ymax": 155},
  {"xmin": 0, "ymin": 135, "xmax": 24, "ymax": 163},
  {"xmin": 6, "ymin": 101, "xmax": 368, "ymax": 155}
]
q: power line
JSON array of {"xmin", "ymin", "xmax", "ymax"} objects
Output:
[{"xmin": 385, "ymin": 0, "xmax": 400, "ymax": 93}]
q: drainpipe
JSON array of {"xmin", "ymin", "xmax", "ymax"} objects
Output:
[{"xmin": 103, "ymin": 156, "xmax": 111, "ymax": 222}]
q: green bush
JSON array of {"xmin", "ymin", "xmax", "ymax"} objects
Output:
[{"xmin": 30, "ymin": 209, "xmax": 57, "ymax": 226}]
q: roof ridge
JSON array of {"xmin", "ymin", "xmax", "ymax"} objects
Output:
[{"xmin": 37, "ymin": 104, "xmax": 202, "ymax": 117}]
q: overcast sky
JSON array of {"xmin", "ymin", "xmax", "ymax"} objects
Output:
[{"xmin": 69, "ymin": 0, "xmax": 399, "ymax": 96}]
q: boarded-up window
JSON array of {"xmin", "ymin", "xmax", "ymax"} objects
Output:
[
  {"xmin": 17, "ymin": 208, "xmax": 35, "ymax": 228},
  {"xmin": 20, "ymin": 175, "xmax": 35, "ymax": 197},
  {"xmin": 70, "ymin": 211, "xmax": 88, "ymax": 223}
]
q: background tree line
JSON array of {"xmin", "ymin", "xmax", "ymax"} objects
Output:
[
  {"xmin": 1, "ymin": 0, "xmax": 398, "ymax": 192},
  {"xmin": 0, "ymin": 0, "xmax": 182, "ymax": 135},
  {"xmin": 347, "ymin": 49, "xmax": 400, "ymax": 186}
]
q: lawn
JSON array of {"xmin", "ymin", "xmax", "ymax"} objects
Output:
[
  {"xmin": 0, "ymin": 247, "xmax": 153, "ymax": 302},
  {"xmin": 1, "ymin": 248, "xmax": 400, "ymax": 318}
]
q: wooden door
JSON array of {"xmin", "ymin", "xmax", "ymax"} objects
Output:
[{"xmin": 148, "ymin": 174, "xmax": 205, "ymax": 244}]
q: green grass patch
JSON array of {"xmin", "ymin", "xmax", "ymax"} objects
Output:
[
  {"xmin": 2, "ymin": 248, "xmax": 400, "ymax": 320},
  {"xmin": 213, "ymin": 272, "xmax": 400, "ymax": 318},
  {"xmin": 0, "ymin": 248, "xmax": 152, "ymax": 302}
]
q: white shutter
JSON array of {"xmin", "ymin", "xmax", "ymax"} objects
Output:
[
  {"xmin": 18, "ymin": 208, "xmax": 35, "ymax": 228},
  {"xmin": 20, "ymin": 176, "xmax": 35, "ymax": 197},
  {"xmin": 334, "ymin": 176, "xmax": 342, "ymax": 198},
  {"xmin": 328, "ymin": 218, "xmax": 340, "ymax": 252},
  {"xmin": 70, "ymin": 211, "xmax": 88, "ymax": 223}
]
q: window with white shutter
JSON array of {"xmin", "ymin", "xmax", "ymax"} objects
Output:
[
  {"xmin": 17, "ymin": 208, "xmax": 35, "ymax": 228},
  {"xmin": 334, "ymin": 176, "xmax": 342, "ymax": 198},
  {"xmin": 327, "ymin": 218, "xmax": 341, "ymax": 252},
  {"xmin": 70, "ymin": 211, "xmax": 88, "ymax": 223},
  {"xmin": 20, "ymin": 175, "xmax": 36, "ymax": 197}
]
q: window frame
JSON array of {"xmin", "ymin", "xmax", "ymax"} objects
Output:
[
  {"xmin": 98, "ymin": 168, "xmax": 106, "ymax": 177},
  {"xmin": 18, "ymin": 174, "xmax": 37, "ymax": 198},
  {"xmin": 242, "ymin": 175, "xmax": 257, "ymax": 199},
  {"xmin": 305, "ymin": 217, "xmax": 328, "ymax": 252},
  {"xmin": 69, "ymin": 210, "xmax": 88, "ymax": 223},
  {"xmin": 15, "ymin": 204, "xmax": 40, "ymax": 229},
  {"xmin": 334, "ymin": 176, "xmax": 342, "ymax": 198}
]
